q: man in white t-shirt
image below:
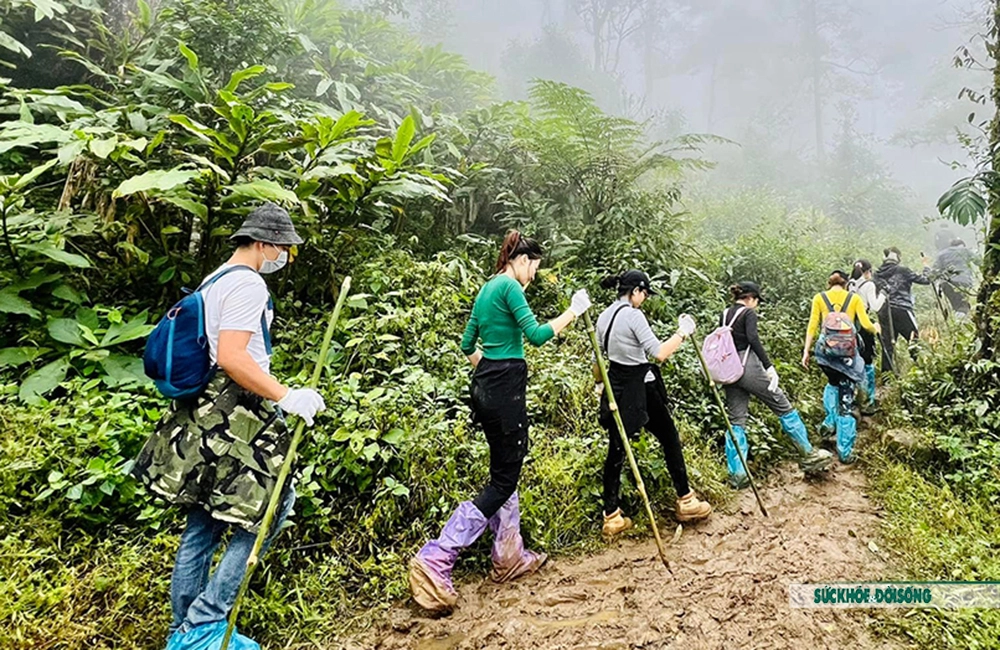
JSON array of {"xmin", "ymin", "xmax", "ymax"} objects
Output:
[{"xmin": 134, "ymin": 203, "xmax": 325, "ymax": 641}]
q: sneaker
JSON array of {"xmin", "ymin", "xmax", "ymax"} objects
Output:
[
  {"xmin": 729, "ymin": 473, "xmax": 750, "ymax": 490},
  {"xmin": 675, "ymin": 493, "xmax": 712, "ymax": 522},
  {"xmin": 798, "ymin": 448, "xmax": 833, "ymax": 475},
  {"xmin": 839, "ymin": 452, "xmax": 857, "ymax": 465},
  {"xmin": 602, "ymin": 509, "xmax": 632, "ymax": 536},
  {"xmin": 819, "ymin": 423, "xmax": 836, "ymax": 444}
]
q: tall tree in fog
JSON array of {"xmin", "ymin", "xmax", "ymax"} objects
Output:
[
  {"xmin": 789, "ymin": 0, "xmax": 873, "ymax": 165},
  {"xmin": 570, "ymin": 0, "xmax": 646, "ymax": 73}
]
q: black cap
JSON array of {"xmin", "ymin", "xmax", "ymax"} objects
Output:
[
  {"xmin": 734, "ymin": 281, "xmax": 763, "ymax": 301},
  {"xmin": 619, "ymin": 270, "xmax": 658, "ymax": 295}
]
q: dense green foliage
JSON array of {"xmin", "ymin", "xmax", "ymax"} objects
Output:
[{"xmin": 0, "ymin": 0, "xmax": 996, "ymax": 648}]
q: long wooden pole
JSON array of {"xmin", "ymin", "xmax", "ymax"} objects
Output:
[
  {"xmin": 221, "ymin": 276, "xmax": 352, "ymax": 650},
  {"xmin": 583, "ymin": 311, "xmax": 671, "ymax": 571}
]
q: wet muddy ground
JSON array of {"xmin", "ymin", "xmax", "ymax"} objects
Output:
[{"xmin": 361, "ymin": 463, "xmax": 903, "ymax": 650}]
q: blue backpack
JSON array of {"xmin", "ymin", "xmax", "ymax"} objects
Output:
[{"xmin": 144, "ymin": 265, "xmax": 272, "ymax": 400}]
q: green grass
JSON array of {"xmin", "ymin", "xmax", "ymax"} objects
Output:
[{"xmin": 864, "ymin": 425, "xmax": 1000, "ymax": 649}]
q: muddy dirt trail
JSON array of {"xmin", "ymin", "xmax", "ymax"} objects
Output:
[{"xmin": 365, "ymin": 463, "xmax": 903, "ymax": 650}]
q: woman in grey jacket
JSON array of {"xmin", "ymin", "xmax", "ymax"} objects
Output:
[{"xmin": 593, "ymin": 270, "xmax": 712, "ymax": 536}]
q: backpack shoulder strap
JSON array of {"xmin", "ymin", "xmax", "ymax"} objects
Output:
[
  {"xmin": 262, "ymin": 296, "xmax": 273, "ymax": 355},
  {"xmin": 197, "ymin": 265, "xmax": 274, "ymax": 353},
  {"xmin": 603, "ymin": 304, "xmax": 629, "ymax": 355},
  {"xmin": 726, "ymin": 306, "xmax": 747, "ymax": 327},
  {"xmin": 820, "ymin": 291, "xmax": 835, "ymax": 313},
  {"xmin": 196, "ymin": 264, "xmax": 258, "ymax": 292}
]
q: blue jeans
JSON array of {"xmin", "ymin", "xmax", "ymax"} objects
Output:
[{"xmin": 170, "ymin": 489, "xmax": 295, "ymax": 634}]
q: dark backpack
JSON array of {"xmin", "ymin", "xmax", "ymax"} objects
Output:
[{"xmin": 143, "ymin": 266, "xmax": 271, "ymax": 399}]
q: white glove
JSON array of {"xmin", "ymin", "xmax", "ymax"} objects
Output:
[
  {"xmin": 765, "ymin": 366, "xmax": 780, "ymax": 394},
  {"xmin": 277, "ymin": 387, "xmax": 326, "ymax": 426},
  {"xmin": 594, "ymin": 382, "xmax": 605, "ymax": 397},
  {"xmin": 678, "ymin": 314, "xmax": 696, "ymax": 337},
  {"xmin": 570, "ymin": 289, "xmax": 592, "ymax": 317}
]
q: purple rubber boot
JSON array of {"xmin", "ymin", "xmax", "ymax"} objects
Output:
[
  {"xmin": 488, "ymin": 492, "xmax": 547, "ymax": 583},
  {"xmin": 409, "ymin": 501, "xmax": 489, "ymax": 613}
]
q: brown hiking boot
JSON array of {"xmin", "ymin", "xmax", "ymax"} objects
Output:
[
  {"xmin": 602, "ymin": 508, "xmax": 633, "ymax": 536},
  {"xmin": 675, "ymin": 492, "xmax": 712, "ymax": 522}
]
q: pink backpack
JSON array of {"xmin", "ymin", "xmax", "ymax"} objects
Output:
[{"xmin": 702, "ymin": 307, "xmax": 750, "ymax": 384}]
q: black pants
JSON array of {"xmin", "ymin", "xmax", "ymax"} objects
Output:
[
  {"xmin": 879, "ymin": 306, "xmax": 919, "ymax": 371},
  {"xmin": 858, "ymin": 329, "xmax": 876, "ymax": 366},
  {"xmin": 603, "ymin": 381, "xmax": 690, "ymax": 515},
  {"xmin": 941, "ymin": 283, "xmax": 971, "ymax": 316},
  {"xmin": 470, "ymin": 358, "xmax": 528, "ymax": 519}
]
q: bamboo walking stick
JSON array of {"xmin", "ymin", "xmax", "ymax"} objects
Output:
[
  {"xmin": 583, "ymin": 311, "xmax": 671, "ymax": 572},
  {"xmin": 221, "ymin": 276, "xmax": 352, "ymax": 650},
  {"xmin": 688, "ymin": 331, "xmax": 768, "ymax": 518}
]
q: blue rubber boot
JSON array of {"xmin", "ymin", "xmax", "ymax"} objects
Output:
[
  {"xmin": 837, "ymin": 414, "xmax": 857, "ymax": 464},
  {"xmin": 780, "ymin": 411, "xmax": 833, "ymax": 475},
  {"xmin": 725, "ymin": 425, "xmax": 750, "ymax": 488},
  {"xmin": 820, "ymin": 384, "xmax": 838, "ymax": 441},
  {"xmin": 861, "ymin": 365, "xmax": 877, "ymax": 414},
  {"xmin": 835, "ymin": 383, "xmax": 858, "ymax": 464},
  {"xmin": 778, "ymin": 411, "xmax": 813, "ymax": 454}
]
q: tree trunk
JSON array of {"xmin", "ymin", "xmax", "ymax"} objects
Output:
[
  {"xmin": 975, "ymin": 0, "xmax": 1000, "ymax": 359},
  {"xmin": 804, "ymin": 0, "xmax": 825, "ymax": 165},
  {"xmin": 707, "ymin": 55, "xmax": 718, "ymax": 132}
]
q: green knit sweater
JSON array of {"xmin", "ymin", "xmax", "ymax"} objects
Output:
[{"xmin": 461, "ymin": 274, "xmax": 555, "ymax": 360}]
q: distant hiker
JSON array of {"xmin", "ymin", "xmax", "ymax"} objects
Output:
[
  {"xmin": 593, "ymin": 270, "xmax": 712, "ymax": 535},
  {"xmin": 874, "ymin": 247, "xmax": 931, "ymax": 371},
  {"xmin": 716, "ymin": 282, "xmax": 832, "ymax": 489},
  {"xmin": 848, "ymin": 260, "xmax": 885, "ymax": 415},
  {"xmin": 933, "ymin": 238, "xmax": 977, "ymax": 319},
  {"xmin": 934, "ymin": 222, "xmax": 959, "ymax": 254},
  {"xmin": 409, "ymin": 230, "xmax": 591, "ymax": 614},
  {"xmin": 133, "ymin": 204, "xmax": 326, "ymax": 643},
  {"xmin": 802, "ymin": 270, "xmax": 879, "ymax": 464}
]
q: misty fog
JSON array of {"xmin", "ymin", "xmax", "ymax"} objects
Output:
[{"xmin": 365, "ymin": 0, "xmax": 989, "ymax": 238}]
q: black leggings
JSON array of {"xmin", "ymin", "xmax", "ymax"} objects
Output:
[
  {"xmin": 603, "ymin": 382, "xmax": 690, "ymax": 515},
  {"xmin": 879, "ymin": 306, "xmax": 919, "ymax": 371}
]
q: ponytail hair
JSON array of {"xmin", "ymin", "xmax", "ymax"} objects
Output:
[
  {"xmin": 729, "ymin": 284, "xmax": 743, "ymax": 301},
  {"xmin": 495, "ymin": 230, "xmax": 544, "ymax": 273},
  {"xmin": 850, "ymin": 259, "xmax": 872, "ymax": 281},
  {"xmin": 601, "ymin": 273, "xmax": 633, "ymax": 297},
  {"xmin": 828, "ymin": 270, "xmax": 849, "ymax": 288},
  {"xmin": 601, "ymin": 273, "xmax": 623, "ymax": 290}
]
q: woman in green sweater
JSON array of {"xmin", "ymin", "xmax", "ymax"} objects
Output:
[{"xmin": 409, "ymin": 230, "xmax": 591, "ymax": 614}]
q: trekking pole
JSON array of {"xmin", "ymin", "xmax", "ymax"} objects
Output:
[
  {"xmin": 583, "ymin": 311, "xmax": 671, "ymax": 572},
  {"xmin": 221, "ymin": 276, "xmax": 352, "ymax": 650},
  {"xmin": 931, "ymin": 281, "xmax": 950, "ymax": 327},
  {"xmin": 881, "ymin": 298, "xmax": 896, "ymax": 375},
  {"xmin": 687, "ymin": 331, "xmax": 768, "ymax": 518}
]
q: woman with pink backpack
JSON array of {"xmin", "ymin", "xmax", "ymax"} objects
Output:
[{"xmin": 714, "ymin": 282, "xmax": 833, "ymax": 488}]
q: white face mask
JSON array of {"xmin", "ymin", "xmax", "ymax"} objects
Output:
[{"xmin": 259, "ymin": 245, "xmax": 288, "ymax": 274}]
